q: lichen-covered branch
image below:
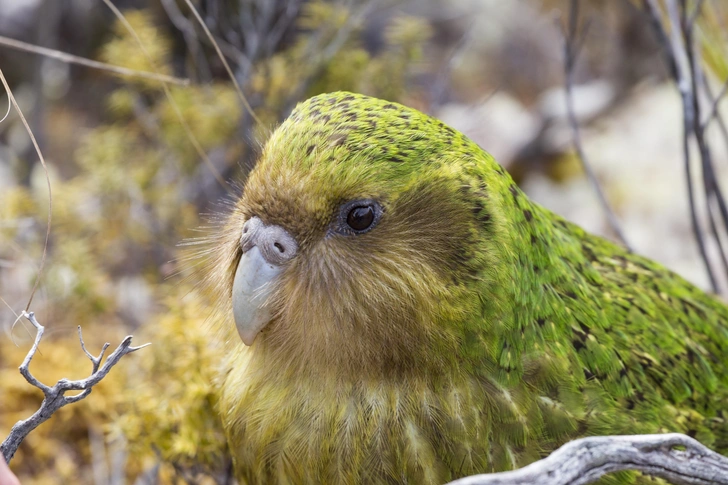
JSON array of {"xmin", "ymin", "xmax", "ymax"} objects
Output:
[
  {"xmin": 0, "ymin": 311, "xmax": 149, "ymax": 464},
  {"xmin": 448, "ymin": 433, "xmax": 728, "ymax": 485}
]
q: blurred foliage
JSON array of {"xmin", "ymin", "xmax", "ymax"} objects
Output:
[
  {"xmin": 6, "ymin": 0, "xmax": 722, "ymax": 482},
  {"xmin": 112, "ymin": 289, "xmax": 229, "ymax": 483},
  {"xmin": 699, "ymin": 1, "xmax": 728, "ymax": 84},
  {"xmin": 0, "ymin": 1, "xmax": 431, "ymax": 483},
  {"xmin": 100, "ymin": 10, "xmax": 174, "ymax": 87},
  {"xmin": 250, "ymin": 2, "xmax": 431, "ymax": 125}
]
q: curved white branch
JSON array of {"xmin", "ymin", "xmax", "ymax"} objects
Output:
[
  {"xmin": 0, "ymin": 312, "xmax": 149, "ymax": 464},
  {"xmin": 448, "ymin": 434, "xmax": 728, "ymax": 485}
]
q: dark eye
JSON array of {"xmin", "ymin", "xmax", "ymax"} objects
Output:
[
  {"xmin": 335, "ymin": 199, "xmax": 382, "ymax": 235},
  {"xmin": 347, "ymin": 205, "xmax": 375, "ymax": 231}
]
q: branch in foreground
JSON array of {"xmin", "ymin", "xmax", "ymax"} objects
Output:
[
  {"xmin": 448, "ymin": 433, "xmax": 728, "ymax": 485},
  {"xmin": 0, "ymin": 312, "xmax": 150, "ymax": 464}
]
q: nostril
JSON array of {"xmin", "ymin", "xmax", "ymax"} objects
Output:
[{"xmin": 246, "ymin": 219, "xmax": 297, "ymax": 264}]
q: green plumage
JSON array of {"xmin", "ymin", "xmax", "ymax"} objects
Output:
[{"xmin": 216, "ymin": 91, "xmax": 728, "ymax": 484}]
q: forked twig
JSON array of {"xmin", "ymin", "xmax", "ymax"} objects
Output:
[{"xmin": 0, "ymin": 312, "xmax": 149, "ymax": 463}]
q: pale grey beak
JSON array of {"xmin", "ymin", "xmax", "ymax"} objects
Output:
[{"xmin": 232, "ymin": 217, "xmax": 298, "ymax": 346}]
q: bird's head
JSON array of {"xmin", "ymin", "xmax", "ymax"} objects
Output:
[{"xmin": 216, "ymin": 92, "xmax": 517, "ymax": 379}]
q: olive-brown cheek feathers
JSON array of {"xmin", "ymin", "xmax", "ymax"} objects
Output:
[{"xmin": 228, "ymin": 170, "xmax": 487, "ymax": 378}]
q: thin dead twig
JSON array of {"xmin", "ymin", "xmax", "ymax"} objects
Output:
[
  {"xmin": 700, "ymin": 72, "xmax": 728, "ymax": 129},
  {"xmin": 159, "ymin": 0, "xmax": 211, "ymax": 82},
  {"xmin": 665, "ymin": 0, "xmax": 718, "ymax": 292},
  {"xmin": 683, "ymin": 27, "xmax": 728, "ymax": 286},
  {"xmin": 0, "ymin": 34, "xmax": 190, "ymax": 86},
  {"xmin": 0, "ymin": 312, "xmax": 149, "ymax": 463},
  {"xmin": 640, "ymin": 0, "xmax": 728, "ymax": 293},
  {"xmin": 181, "ymin": 0, "xmax": 267, "ymax": 132},
  {"xmin": 0, "ymin": 68, "xmax": 53, "ymax": 310},
  {"xmin": 562, "ymin": 0, "xmax": 632, "ymax": 250}
]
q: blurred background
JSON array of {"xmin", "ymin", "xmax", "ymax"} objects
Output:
[{"xmin": 1, "ymin": 0, "xmax": 728, "ymax": 483}]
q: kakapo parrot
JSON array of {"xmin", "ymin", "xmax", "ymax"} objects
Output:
[{"xmin": 211, "ymin": 91, "xmax": 728, "ymax": 484}]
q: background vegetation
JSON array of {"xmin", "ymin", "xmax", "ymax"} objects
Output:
[{"xmin": 1, "ymin": 0, "xmax": 727, "ymax": 483}]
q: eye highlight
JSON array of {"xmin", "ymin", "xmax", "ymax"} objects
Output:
[{"xmin": 336, "ymin": 199, "xmax": 383, "ymax": 235}]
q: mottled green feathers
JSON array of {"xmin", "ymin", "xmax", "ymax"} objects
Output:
[{"xmin": 215, "ymin": 92, "xmax": 728, "ymax": 484}]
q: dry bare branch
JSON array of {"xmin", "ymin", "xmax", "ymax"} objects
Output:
[
  {"xmin": 0, "ymin": 68, "xmax": 53, "ymax": 310},
  {"xmin": 562, "ymin": 0, "xmax": 632, "ymax": 251},
  {"xmin": 181, "ymin": 0, "xmax": 267, "ymax": 131},
  {"xmin": 640, "ymin": 0, "xmax": 728, "ymax": 294},
  {"xmin": 159, "ymin": 0, "xmax": 211, "ymax": 82},
  {"xmin": 700, "ymin": 76, "xmax": 728, "ymax": 129},
  {"xmin": 449, "ymin": 433, "xmax": 728, "ymax": 485},
  {"xmin": 0, "ymin": 34, "xmax": 190, "ymax": 86},
  {"xmin": 0, "ymin": 312, "xmax": 149, "ymax": 464}
]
